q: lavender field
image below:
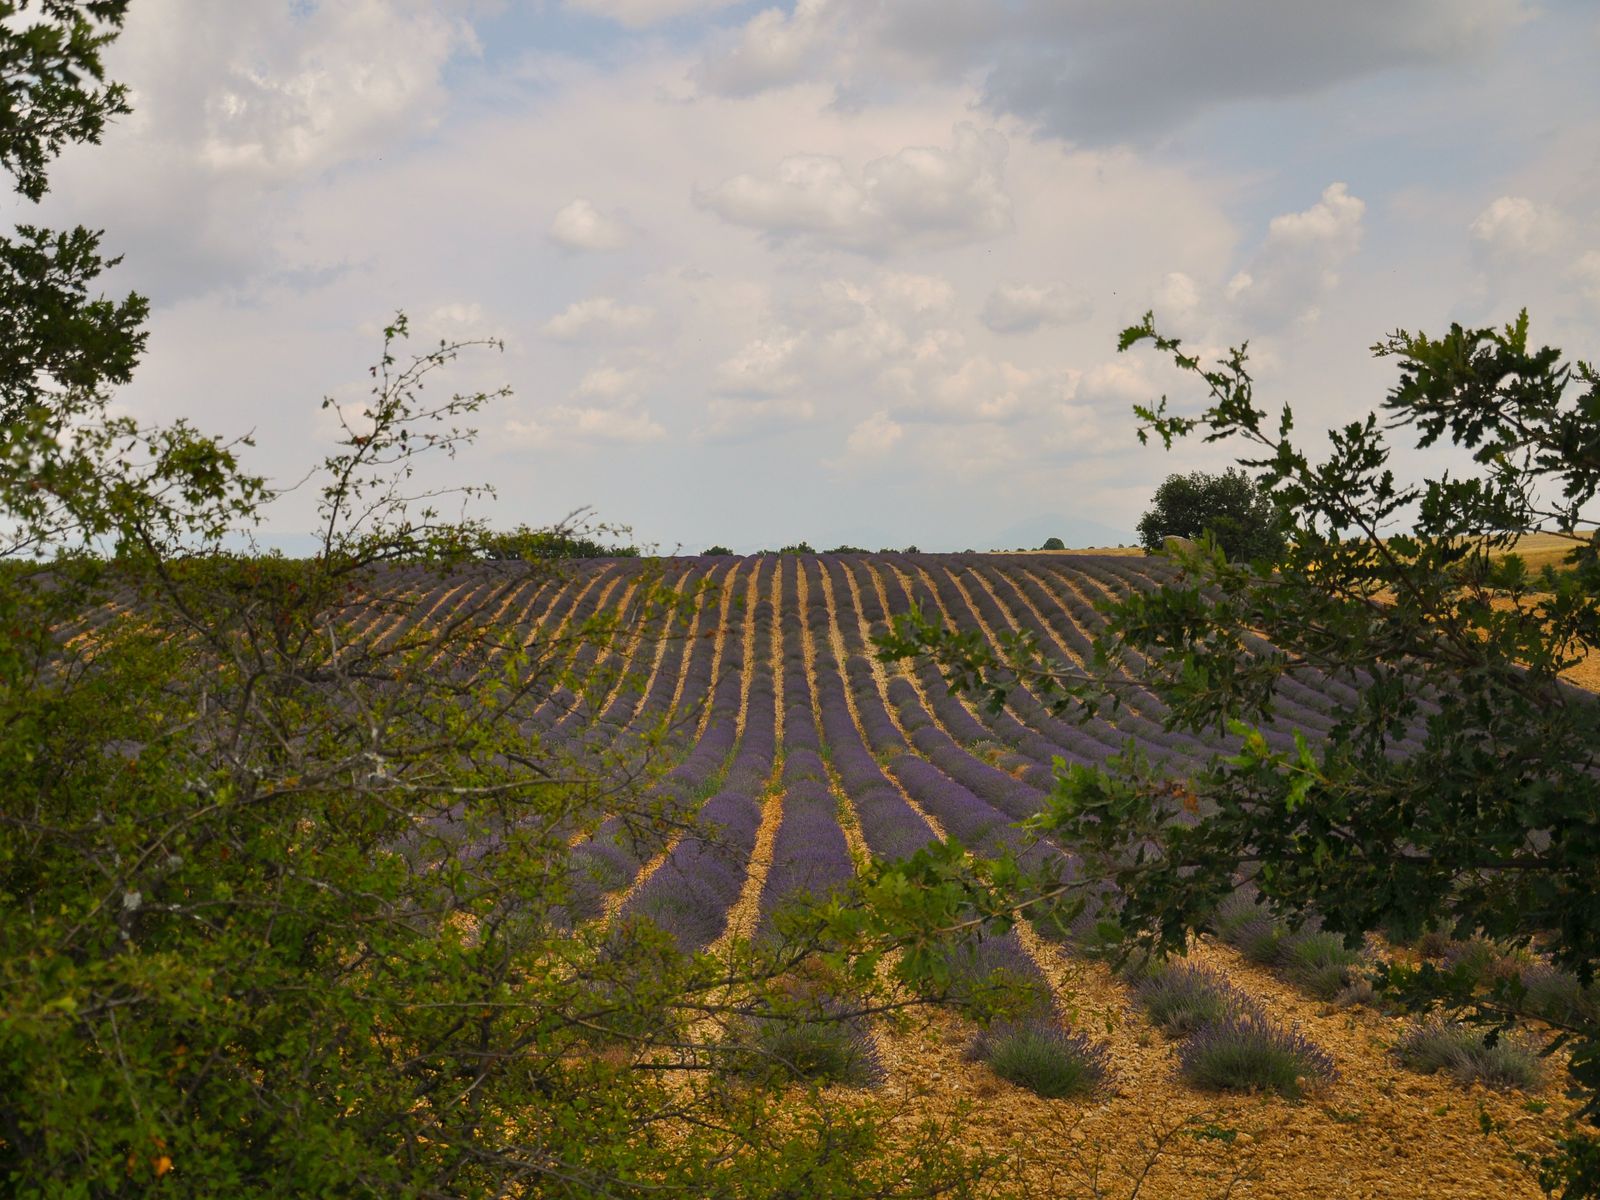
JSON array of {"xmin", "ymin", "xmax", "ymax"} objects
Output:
[
  {"xmin": 64, "ymin": 550, "xmax": 1584, "ymax": 1196},
  {"xmin": 377, "ymin": 549, "xmax": 1436, "ymax": 955}
]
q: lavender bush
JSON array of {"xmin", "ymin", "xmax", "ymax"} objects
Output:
[{"xmin": 1179, "ymin": 1013, "xmax": 1336, "ymax": 1099}]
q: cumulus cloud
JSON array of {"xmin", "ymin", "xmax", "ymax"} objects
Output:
[
  {"xmin": 1226, "ymin": 182, "xmax": 1366, "ymax": 325},
  {"xmin": 712, "ymin": 272, "xmax": 955, "ymax": 403},
  {"xmin": 696, "ymin": 0, "xmax": 836, "ymax": 95},
  {"xmin": 901, "ymin": 356, "xmax": 1076, "ymax": 423},
  {"xmin": 1074, "ymin": 360, "xmax": 1154, "ymax": 410},
  {"xmin": 979, "ymin": 282, "xmax": 1092, "ymax": 333},
  {"xmin": 42, "ymin": 0, "xmax": 480, "ymax": 302},
  {"xmin": 504, "ymin": 354, "xmax": 665, "ymax": 446},
  {"xmin": 574, "ymin": 363, "xmax": 647, "ymax": 400},
  {"xmin": 844, "ymin": 410, "xmax": 904, "ymax": 457},
  {"xmin": 708, "ymin": 269, "xmax": 1076, "ymax": 433},
  {"xmin": 694, "ymin": 124, "xmax": 1012, "ymax": 253},
  {"xmin": 548, "ymin": 198, "xmax": 630, "ymax": 251},
  {"xmin": 1155, "ymin": 272, "xmax": 1202, "ymax": 322},
  {"xmin": 1470, "ymin": 196, "xmax": 1566, "ymax": 260},
  {"xmin": 713, "ymin": 334, "xmax": 805, "ymax": 396},
  {"xmin": 151, "ymin": 0, "xmax": 478, "ymax": 179},
  {"xmin": 566, "ymin": 0, "xmax": 742, "ymax": 29},
  {"xmin": 541, "ymin": 297, "xmax": 656, "ymax": 342}
]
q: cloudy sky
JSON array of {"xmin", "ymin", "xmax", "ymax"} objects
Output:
[{"xmin": 37, "ymin": 0, "xmax": 1600, "ymax": 552}]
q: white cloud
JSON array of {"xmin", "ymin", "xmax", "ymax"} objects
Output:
[
  {"xmin": 980, "ymin": 282, "xmax": 1092, "ymax": 333},
  {"xmin": 905, "ymin": 356, "xmax": 1076, "ymax": 423},
  {"xmin": 541, "ymin": 297, "xmax": 656, "ymax": 342},
  {"xmin": 1470, "ymin": 196, "xmax": 1566, "ymax": 259},
  {"xmin": 1155, "ymin": 272, "xmax": 1201, "ymax": 322},
  {"xmin": 844, "ymin": 410, "xmax": 904, "ymax": 457},
  {"xmin": 696, "ymin": 0, "xmax": 836, "ymax": 96},
  {"xmin": 41, "ymin": 0, "xmax": 480, "ymax": 302},
  {"xmin": 1074, "ymin": 360, "xmax": 1153, "ymax": 410},
  {"xmin": 714, "ymin": 334, "xmax": 804, "ymax": 396},
  {"xmin": 575, "ymin": 364, "xmax": 646, "ymax": 400},
  {"xmin": 694, "ymin": 123, "xmax": 1012, "ymax": 253},
  {"xmin": 548, "ymin": 198, "xmax": 630, "ymax": 252},
  {"xmin": 506, "ymin": 405, "xmax": 666, "ymax": 445},
  {"xmin": 709, "ymin": 269, "xmax": 1079, "ymax": 432},
  {"xmin": 566, "ymin": 0, "xmax": 742, "ymax": 30},
  {"xmin": 1573, "ymin": 251, "xmax": 1600, "ymax": 307},
  {"xmin": 1226, "ymin": 182, "xmax": 1366, "ymax": 325},
  {"xmin": 176, "ymin": 0, "xmax": 478, "ymax": 179}
]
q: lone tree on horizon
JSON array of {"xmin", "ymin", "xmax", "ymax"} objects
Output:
[{"xmin": 1137, "ymin": 468, "xmax": 1286, "ymax": 562}]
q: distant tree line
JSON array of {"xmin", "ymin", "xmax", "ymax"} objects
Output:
[{"xmin": 478, "ymin": 524, "xmax": 639, "ymax": 560}]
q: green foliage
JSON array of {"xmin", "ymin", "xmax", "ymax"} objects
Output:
[
  {"xmin": 1040, "ymin": 537, "xmax": 1066, "ymax": 551},
  {"xmin": 1136, "ymin": 468, "xmax": 1285, "ymax": 563},
  {"xmin": 477, "ymin": 521, "xmax": 640, "ymax": 560},
  {"xmin": 779, "ymin": 541, "xmax": 816, "ymax": 555},
  {"xmin": 877, "ymin": 307, "xmax": 1600, "ymax": 1192},
  {"xmin": 702, "ymin": 544, "xmax": 735, "ymax": 556},
  {"xmin": 0, "ymin": 0, "xmax": 145, "ymax": 428},
  {"xmin": 826, "ymin": 544, "xmax": 871, "ymax": 554}
]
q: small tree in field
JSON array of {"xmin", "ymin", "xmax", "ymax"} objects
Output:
[{"xmin": 1136, "ymin": 468, "xmax": 1285, "ymax": 562}]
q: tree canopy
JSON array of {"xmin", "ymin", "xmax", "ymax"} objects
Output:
[
  {"xmin": 1135, "ymin": 467, "xmax": 1285, "ymax": 562},
  {"xmin": 0, "ymin": 0, "xmax": 146, "ymax": 429}
]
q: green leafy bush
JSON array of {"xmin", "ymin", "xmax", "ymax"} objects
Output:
[
  {"xmin": 478, "ymin": 522, "xmax": 639, "ymax": 559},
  {"xmin": 1136, "ymin": 468, "xmax": 1285, "ymax": 563}
]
